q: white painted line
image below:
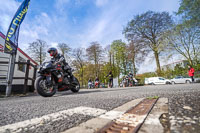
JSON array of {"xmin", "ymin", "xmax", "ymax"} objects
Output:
[
  {"xmin": 116, "ymin": 114, "xmax": 147, "ymax": 127},
  {"xmin": 144, "ymin": 114, "xmax": 162, "ymax": 125},
  {"xmin": 99, "ymin": 110, "xmax": 125, "ymax": 120},
  {"xmin": 0, "ymin": 106, "xmax": 107, "ymax": 133},
  {"xmin": 99, "ymin": 110, "xmax": 147, "ymax": 127}
]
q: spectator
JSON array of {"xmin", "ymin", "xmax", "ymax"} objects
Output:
[
  {"xmin": 188, "ymin": 65, "xmax": 195, "ymax": 83},
  {"xmin": 95, "ymin": 76, "xmax": 99, "ymax": 82},
  {"xmin": 88, "ymin": 78, "xmax": 92, "ymax": 89},
  {"xmin": 106, "ymin": 71, "xmax": 113, "ymax": 88}
]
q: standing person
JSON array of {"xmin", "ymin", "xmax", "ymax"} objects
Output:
[
  {"xmin": 128, "ymin": 72, "xmax": 134, "ymax": 86},
  {"xmin": 88, "ymin": 78, "xmax": 92, "ymax": 89},
  {"xmin": 122, "ymin": 76, "xmax": 126, "ymax": 87},
  {"xmin": 188, "ymin": 65, "xmax": 195, "ymax": 83},
  {"xmin": 106, "ymin": 71, "xmax": 113, "ymax": 88}
]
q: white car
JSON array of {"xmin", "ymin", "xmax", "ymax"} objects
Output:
[
  {"xmin": 145, "ymin": 77, "xmax": 171, "ymax": 85},
  {"xmin": 171, "ymin": 76, "xmax": 192, "ymax": 84}
]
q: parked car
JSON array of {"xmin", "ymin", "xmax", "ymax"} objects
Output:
[
  {"xmin": 194, "ymin": 77, "xmax": 200, "ymax": 83},
  {"xmin": 145, "ymin": 77, "xmax": 171, "ymax": 85},
  {"xmin": 171, "ymin": 76, "xmax": 192, "ymax": 84}
]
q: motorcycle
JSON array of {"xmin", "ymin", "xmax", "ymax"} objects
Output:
[
  {"xmin": 128, "ymin": 77, "xmax": 133, "ymax": 87},
  {"xmin": 34, "ymin": 59, "xmax": 80, "ymax": 97},
  {"xmin": 88, "ymin": 82, "xmax": 93, "ymax": 89},
  {"xmin": 95, "ymin": 81, "xmax": 100, "ymax": 88}
]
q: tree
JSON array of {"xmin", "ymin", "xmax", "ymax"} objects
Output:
[
  {"xmin": 111, "ymin": 40, "xmax": 127, "ymax": 77},
  {"xmin": 86, "ymin": 42, "xmax": 103, "ymax": 77},
  {"xmin": 104, "ymin": 45, "xmax": 113, "ymax": 69},
  {"xmin": 124, "ymin": 11, "xmax": 174, "ymax": 75},
  {"xmin": 26, "ymin": 39, "xmax": 49, "ymax": 65},
  {"xmin": 173, "ymin": 64, "xmax": 187, "ymax": 76},
  {"xmin": 57, "ymin": 43, "xmax": 71, "ymax": 55},
  {"xmin": 166, "ymin": 23, "xmax": 200, "ymax": 66},
  {"xmin": 72, "ymin": 48, "xmax": 85, "ymax": 87},
  {"xmin": 126, "ymin": 38, "xmax": 149, "ymax": 76},
  {"xmin": 57, "ymin": 43, "xmax": 71, "ymax": 63},
  {"xmin": 177, "ymin": 0, "xmax": 200, "ymax": 25},
  {"xmin": 104, "ymin": 45, "xmax": 119, "ymax": 80}
]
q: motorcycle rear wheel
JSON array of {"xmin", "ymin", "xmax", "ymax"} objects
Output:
[{"xmin": 35, "ymin": 76, "xmax": 56, "ymax": 97}]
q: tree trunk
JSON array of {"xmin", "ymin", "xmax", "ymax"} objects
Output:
[
  {"xmin": 131, "ymin": 47, "xmax": 136, "ymax": 76},
  {"xmin": 81, "ymin": 67, "xmax": 84, "ymax": 87},
  {"xmin": 154, "ymin": 51, "xmax": 161, "ymax": 75},
  {"xmin": 132, "ymin": 58, "xmax": 136, "ymax": 76},
  {"xmin": 40, "ymin": 47, "xmax": 42, "ymax": 65},
  {"xmin": 112, "ymin": 54, "xmax": 115, "ymax": 74},
  {"xmin": 109, "ymin": 52, "xmax": 112, "ymax": 69},
  {"xmin": 187, "ymin": 53, "xmax": 193, "ymax": 66}
]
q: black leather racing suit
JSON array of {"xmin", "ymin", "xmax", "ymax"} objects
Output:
[{"xmin": 51, "ymin": 53, "xmax": 73, "ymax": 78}]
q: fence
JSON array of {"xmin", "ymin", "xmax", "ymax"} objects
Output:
[{"xmin": 0, "ymin": 59, "xmax": 37, "ymax": 94}]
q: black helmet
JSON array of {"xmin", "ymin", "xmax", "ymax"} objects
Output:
[{"xmin": 47, "ymin": 47, "xmax": 58, "ymax": 57}]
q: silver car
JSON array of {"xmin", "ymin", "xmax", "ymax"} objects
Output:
[{"xmin": 171, "ymin": 76, "xmax": 192, "ymax": 84}]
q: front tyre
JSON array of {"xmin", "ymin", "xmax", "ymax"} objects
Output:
[
  {"xmin": 34, "ymin": 76, "xmax": 56, "ymax": 97},
  {"xmin": 71, "ymin": 77, "xmax": 80, "ymax": 93}
]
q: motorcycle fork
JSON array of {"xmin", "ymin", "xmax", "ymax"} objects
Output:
[
  {"xmin": 42, "ymin": 73, "xmax": 54, "ymax": 92},
  {"xmin": 44, "ymin": 73, "xmax": 51, "ymax": 83}
]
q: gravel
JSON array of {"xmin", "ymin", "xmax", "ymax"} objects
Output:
[{"xmin": 168, "ymin": 92, "xmax": 200, "ymax": 133}]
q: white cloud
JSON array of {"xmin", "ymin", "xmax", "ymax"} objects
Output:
[
  {"xmin": 0, "ymin": 0, "xmax": 20, "ymax": 32},
  {"xmin": 76, "ymin": 4, "xmax": 122, "ymax": 47},
  {"xmin": 18, "ymin": 12, "xmax": 53, "ymax": 51},
  {"xmin": 55, "ymin": 0, "xmax": 70, "ymax": 13},
  {"xmin": 0, "ymin": 0, "xmax": 20, "ymax": 13},
  {"xmin": 50, "ymin": 42, "xmax": 58, "ymax": 48},
  {"xmin": 95, "ymin": 0, "xmax": 109, "ymax": 7}
]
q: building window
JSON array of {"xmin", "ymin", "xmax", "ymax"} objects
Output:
[{"xmin": 18, "ymin": 56, "xmax": 26, "ymax": 72}]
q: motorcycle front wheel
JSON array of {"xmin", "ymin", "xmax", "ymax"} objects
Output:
[
  {"xmin": 35, "ymin": 76, "xmax": 56, "ymax": 97},
  {"xmin": 71, "ymin": 77, "xmax": 80, "ymax": 93}
]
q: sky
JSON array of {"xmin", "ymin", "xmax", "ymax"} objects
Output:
[{"xmin": 0, "ymin": 0, "xmax": 181, "ymax": 74}]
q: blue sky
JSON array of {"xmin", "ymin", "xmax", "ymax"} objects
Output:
[{"xmin": 0, "ymin": 0, "xmax": 181, "ymax": 73}]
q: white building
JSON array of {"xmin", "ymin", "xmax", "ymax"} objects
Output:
[
  {"xmin": 161, "ymin": 60, "xmax": 189, "ymax": 71},
  {"xmin": 0, "ymin": 31, "xmax": 38, "ymax": 93}
]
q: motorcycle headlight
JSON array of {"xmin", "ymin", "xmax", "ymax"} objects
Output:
[{"xmin": 43, "ymin": 65, "xmax": 47, "ymax": 69}]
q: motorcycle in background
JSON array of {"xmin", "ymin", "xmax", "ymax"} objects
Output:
[
  {"xmin": 95, "ymin": 81, "xmax": 100, "ymax": 88},
  {"xmin": 88, "ymin": 81, "xmax": 93, "ymax": 89}
]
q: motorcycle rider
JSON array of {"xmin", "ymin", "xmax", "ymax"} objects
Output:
[
  {"xmin": 128, "ymin": 72, "xmax": 136, "ymax": 86},
  {"xmin": 128, "ymin": 72, "xmax": 133, "ymax": 79},
  {"xmin": 47, "ymin": 47, "xmax": 75, "ymax": 83}
]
